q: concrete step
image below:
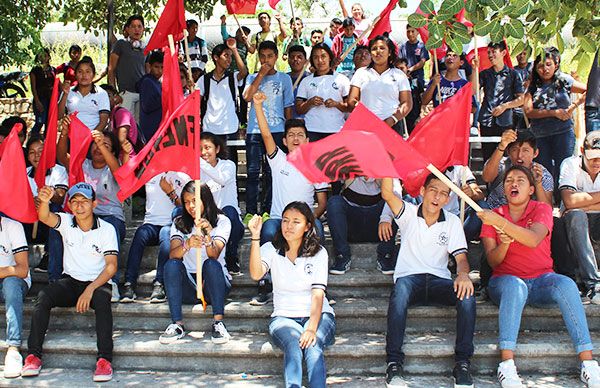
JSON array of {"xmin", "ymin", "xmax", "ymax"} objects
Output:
[{"xmin": 1, "ymin": 330, "xmax": 595, "ymax": 375}]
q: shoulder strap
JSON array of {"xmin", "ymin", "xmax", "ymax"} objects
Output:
[
  {"xmin": 227, "ymin": 72, "xmax": 239, "ymax": 112},
  {"xmin": 200, "ymin": 71, "xmax": 213, "ymax": 116}
]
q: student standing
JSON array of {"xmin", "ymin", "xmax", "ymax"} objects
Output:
[
  {"xmin": 30, "ymin": 48, "xmax": 56, "ymax": 137},
  {"xmin": 400, "ymin": 25, "xmax": 430, "ymax": 90}
]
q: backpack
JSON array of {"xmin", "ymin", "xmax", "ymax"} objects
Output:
[{"xmin": 200, "ymin": 71, "xmax": 239, "ymax": 119}]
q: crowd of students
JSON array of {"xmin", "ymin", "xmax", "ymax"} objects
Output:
[{"xmin": 0, "ymin": 2, "xmax": 599, "ymax": 387}]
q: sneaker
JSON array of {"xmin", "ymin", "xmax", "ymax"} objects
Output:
[
  {"xmin": 377, "ymin": 253, "xmax": 396, "ymax": 275},
  {"xmin": 470, "ymin": 126, "xmax": 480, "ymax": 136},
  {"xmin": 497, "ymin": 359, "xmax": 524, "ymax": 388},
  {"xmin": 159, "ymin": 323, "xmax": 186, "ymax": 344},
  {"xmin": 93, "ymin": 358, "xmax": 113, "ymax": 382},
  {"xmin": 476, "ymin": 287, "xmax": 489, "ymax": 302},
  {"xmin": 34, "ymin": 252, "xmax": 48, "ymax": 273},
  {"xmin": 110, "ymin": 283, "xmax": 120, "ymax": 303},
  {"xmin": 3, "ymin": 348, "xmax": 22, "ymax": 378},
  {"xmin": 453, "ymin": 361, "xmax": 474, "ymax": 388},
  {"xmin": 581, "ymin": 360, "xmax": 600, "ymax": 388},
  {"xmin": 211, "ymin": 321, "xmax": 231, "ymax": 344},
  {"xmin": 226, "ymin": 258, "xmax": 241, "ymax": 276},
  {"xmin": 120, "ymin": 282, "xmax": 136, "ymax": 303},
  {"xmin": 385, "ymin": 362, "xmax": 407, "ymax": 387},
  {"xmin": 150, "ymin": 282, "xmax": 166, "ymax": 304},
  {"xmin": 249, "ymin": 291, "xmax": 272, "ymax": 306},
  {"xmin": 21, "ymin": 354, "xmax": 42, "ymax": 377},
  {"xmin": 325, "ymin": 290, "xmax": 336, "ymax": 306},
  {"xmin": 329, "ymin": 255, "xmax": 351, "ymax": 275},
  {"xmin": 588, "ymin": 289, "xmax": 600, "ymax": 305},
  {"xmin": 242, "ymin": 213, "xmax": 255, "ymax": 226}
]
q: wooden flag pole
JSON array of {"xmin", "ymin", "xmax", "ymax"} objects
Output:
[
  {"xmin": 180, "ymin": 31, "xmax": 195, "ymax": 92},
  {"xmin": 339, "ymin": 15, "xmax": 381, "ymax": 62},
  {"xmin": 232, "ymin": 14, "xmax": 248, "ymax": 39},
  {"xmin": 473, "ymin": 34, "xmax": 481, "ymax": 104},
  {"xmin": 433, "ymin": 49, "xmax": 442, "ymax": 103},
  {"xmin": 402, "ymin": 117, "xmax": 409, "ymax": 139},
  {"xmin": 293, "ymin": 63, "xmax": 310, "ymax": 90},
  {"xmin": 459, "ymin": 167, "xmax": 468, "ymax": 223}
]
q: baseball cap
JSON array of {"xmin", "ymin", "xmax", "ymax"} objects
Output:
[
  {"xmin": 584, "ymin": 132, "xmax": 600, "ymax": 160},
  {"xmin": 67, "ymin": 182, "xmax": 96, "ymax": 200}
]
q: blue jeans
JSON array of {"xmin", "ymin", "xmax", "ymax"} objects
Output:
[
  {"xmin": 586, "ymin": 106, "xmax": 600, "ymax": 133},
  {"xmin": 463, "ymin": 200, "xmax": 491, "ymax": 242},
  {"xmin": 326, "ymin": 196, "xmax": 396, "ymax": 259},
  {"xmin": 222, "ymin": 206, "xmax": 244, "ymax": 261},
  {"xmin": 31, "ymin": 97, "xmax": 49, "ymax": 137},
  {"xmin": 535, "ymin": 130, "xmax": 575, "ymax": 185},
  {"xmin": 0, "ymin": 277, "xmax": 28, "ymax": 347},
  {"xmin": 488, "ymin": 273, "xmax": 593, "ymax": 353},
  {"xmin": 260, "ymin": 218, "xmax": 325, "ymax": 245},
  {"xmin": 386, "ymin": 274, "xmax": 476, "ymax": 364},
  {"xmin": 98, "ymin": 215, "xmax": 126, "ymax": 284},
  {"xmin": 562, "ymin": 210, "xmax": 600, "ymax": 291},
  {"xmin": 125, "ymin": 223, "xmax": 170, "ymax": 285},
  {"xmin": 269, "ymin": 313, "xmax": 336, "ymax": 388},
  {"xmin": 245, "ymin": 133, "xmax": 285, "ymax": 215},
  {"xmin": 163, "ymin": 258, "xmax": 231, "ymax": 321}
]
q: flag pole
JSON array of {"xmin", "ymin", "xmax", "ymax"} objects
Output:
[
  {"xmin": 289, "ymin": 0, "xmax": 301, "ymax": 46},
  {"xmin": 339, "ymin": 15, "xmax": 381, "ymax": 62},
  {"xmin": 180, "ymin": 31, "xmax": 195, "ymax": 92},
  {"xmin": 402, "ymin": 117, "xmax": 408, "ymax": 139},
  {"xmin": 473, "ymin": 34, "xmax": 480, "ymax": 104},
  {"xmin": 459, "ymin": 167, "xmax": 468, "ymax": 223},
  {"xmin": 232, "ymin": 14, "xmax": 248, "ymax": 40},
  {"xmin": 293, "ymin": 63, "xmax": 309, "ymax": 90},
  {"xmin": 426, "ymin": 164, "xmax": 482, "ymax": 212},
  {"xmin": 433, "ymin": 49, "xmax": 442, "ymax": 103}
]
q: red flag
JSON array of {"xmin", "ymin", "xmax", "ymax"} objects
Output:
[
  {"xmin": 68, "ymin": 113, "xmax": 93, "ymax": 187},
  {"xmin": 114, "ymin": 91, "xmax": 201, "ymax": 201},
  {"xmin": 268, "ymin": 0, "xmax": 281, "ymax": 9},
  {"xmin": 369, "ymin": 0, "xmax": 399, "ymax": 40},
  {"xmin": 466, "ymin": 43, "xmax": 513, "ymax": 70},
  {"xmin": 144, "ymin": 0, "xmax": 186, "ymax": 54},
  {"xmin": 0, "ymin": 126, "xmax": 37, "ymax": 223},
  {"xmin": 287, "ymin": 130, "xmax": 400, "ymax": 183},
  {"xmin": 402, "ymin": 82, "xmax": 473, "ymax": 195},
  {"xmin": 162, "ymin": 45, "xmax": 184, "ymax": 120},
  {"xmin": 35, "ymin": 77, "xmax": 60, "ymax": 189},
  {"xmin": 226, "ymin": 0, "xmax": 258, "ymax": 14}
]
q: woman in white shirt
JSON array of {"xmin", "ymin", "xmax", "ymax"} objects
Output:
[
  {"xmin": 338, "ymin": 1, "xmax": 371, "ymax": 37},
  {"xmin": 160, "ymin": 182, "xmax": 232, "ymax": 345},
  {"xmin": 248, "ymin": 201, "xmax": 335, "ymax": 388}
]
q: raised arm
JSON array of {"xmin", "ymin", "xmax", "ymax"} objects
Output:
[
  {"xmin": 91, "ymin": 130, "xmax": 121, "ymax": 173},
  {"xmin": 481, "ymin": 129, "xmax": 517, "ymax": 183},
  {"xmin": 248, "ymin": 215, "xmax": 268, "ymax": 280},
  {"xmin": 253, "ymin": 91, "xmax": 277, "ymax": 156},
  {"xmin": 381, "ymin": 178, "xmax": 405, "ymax": 217},
  {"xmin": 57, "ymin": 117, "xmax": 71, "ymax": 169},
  {"xmin": 338, "ymin": 0, "xmax": 350, "ymax": 18},
  {"xmin": 37, "ymin": 186, "xmax": 60, "ymax": 228}
]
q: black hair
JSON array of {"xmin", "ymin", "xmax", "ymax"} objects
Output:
[
  {"xmin": 488, "ymin": 40, "xmax": 507, "ymax": 51},
  {"xmin": 288, "ymin": 45, "xmax": 307, "ymax": 58},
  {"xmin": 309, "ymin": 43, "xmax": 335, "ymax": 69},
  {"xmin": 342, "ymin": 17, "xmax": 355, "ymax": 28},
  {"xmin": 289, "ymin": 17, "xmax": 303, "ymax": 26},
  {"xmin": 528, "ymin": 47, "xmax": 564, "ymax": 96},
  {"xmin": 394, "ymin": 57, "xmax": 408, "ymax": 67},
  {"xmin": 423, "ymin": 173, "xmax": 442, "ymax": 188},
  {"xmin": 1, "ymin": 116, "xmax": 27, "ymax": 135},
  {"xmin": 284, "ymin": 119, "xmax": 308, "ymax": 137},
  {"xmin": 503, "ymin": 165, "xmax": 536, "ymax": 188},
  {"xmin": 69, "ymin": 44, "xmax": 82, "ymax": 54},
  {"xmin": 200, "ymin": 132, "xmax": 229, "ymax": 160},
  {"xmin": 35, "ymin": 48, "xmax": 50, "ymax": 63},
  {"xmin": 368, "ymin": 35, "xmax": 398, "ymax": 68},
  {"xmin": 175, "ymin": 182, "xmax": 223, "ymax": 235},
  {"xmin": 101, "ymin": 129, "xmax": 121, "ymax": 159},
  {"xmin": 331, "ymin": 18, "xmax": 343, "ymax": 25},
  {"xmin": 125, "ymin": 15, "xmax": 144, "ymax": 28},
  {"xmin": 25, "ymin": 135, "xmax": 43, "ymax": 152},
  {"xmin": 508, "ymin": 130, "xmax": 538, "ymax": 151},
  {"xmin": 75, "ymin": 56, "xmax": 96, "ymax": 75},
  {"xmin": 238, "ymin": 26, "xmax": 251, "ymax": 35},
  {"xmin": 258, "ymin": 40, "xmax": 278, "ymax": 55},
  {"xmin": 186, "ymin": 19, "xmax": 198, "ymax": 29},
  {"xmin": 148, "ymin": 51, "xmax": 164, "ymax": 65},
  {"xmin": 257, "ymin": 11, "xmax": 271, "ymax": 20},
  {"xmin": 406, "ymin": 24, "xmax": 417, "ymax": 30},
  {"xmin": 99, "ymin": 84, "xmax": 118, "ymax": 96},
  {"xmin": 311, "ymin": 29, "xmax": 323, "ymax": 36},
  {"xmin": 211, "ymin": 43, "xmax": 229, "ymax": 61},
  {"xmin": 272, "ymin": 201, "xmax": 322, "ymax": 258},
  {"xmin": 354, "ymin": 45, "xmax": 369, "ymax": 54}
]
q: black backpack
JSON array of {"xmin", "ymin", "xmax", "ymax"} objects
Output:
[{"xmin": 201, "ymin": 71, "xmax": 239, "ymax": 118}]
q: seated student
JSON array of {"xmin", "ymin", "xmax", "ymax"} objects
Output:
[
  {"xmin": 287, "ymin": 45, "xmax": 310, "ymax": 119},
  {"xmin": 248, "ymin": 203, "xmax": 335, "ymax": 388},
  {"xmin": 381, "ymin": 176, "xmax": 475, "ymax": 388},
  {"xmin": 0, "ymin": 215, "xmax": 30, "ymax": 379},
  {"xmin": 478, "ymin": 165, "xmax": 600, "ymax": 388},
  {"xmin": 137, "ymin": 51, "xmax": 164, "ymax": 141},
  {"xmin": 394, "ymin": 57, "xmax": 422, "ymax": 134},
  {"xmin": 121, "ymin": 171, "xmax": 189, "ymax": 304},
  {"xmin": 559, "ymin": 131, "xmax": 600, "ymax": 304},
  {"xmin": 160, "ymin": 182, "xmax": 232, "ymax": 345},
  {"xmin": 100, "ymin": 84, "xmax": 144, "ymax": 157},
  {"xmin": 200, "ymin": 132, "xmax": 244, "ymax": 275},
  {"xmin": 23, "ymin": 183, "xmax": 118, "ymax": 382},
  {"xmin": 25, "ymin": 136, "xmax": 68, "ymax": 281}
]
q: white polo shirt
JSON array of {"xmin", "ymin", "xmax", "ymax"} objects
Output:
[
  {"xmin": 144, "ymin": 172, "xmax": 191, "ymax": 226},
  {"xmin": 393, "ymin": 202, "xmax": 468, "ymax": 281},
  {"xmin": 170, "ymin": 214, "xmax": 231, "ymax": 280},
  {"xmin": 260, "ymin": 242, "xmax": 334, "ymax": 318},
  {"xmin": 296, "ymin": 72, "xmax": 350, "ymax": 134},
  {"xmin": 443, "ymin": 166, "xmax": 477, "ymax": 216},
  {"xmin": 196, "ymin": 72, "xmax": 242, "ymax": 135},
  {"xmin": 350, "ymin": 67, "xmax": 411, "ymax": 119},
  {"xmin": 0, "ymin": 217, "xmax": 31, "ymax": 287},
  {"xmin": 559, "ymin": 155, "xmax": 600, "ymax": 213},
  {"xmin": 268, "ymin": 147, "xmax": 329, "ymax": 219},
  {"xmin": 66, "ymin": 86, "xmax": 110, "ymax": 130},
  {"xmin": 200, "ymin": 158, "xmax": 241, "ymax": 215},
  {"xmin": 27, "ymin": 165, "xmax": 68, "ymax": 196},
  {"xmin": 53, "ymin": 213, "xmax": 119, "ymax": 282}
]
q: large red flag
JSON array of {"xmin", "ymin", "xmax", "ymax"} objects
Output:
[
  {"xmin": 162, "ymin": 45, "xmax": 184, "ymax": 120},
  {"xmin": 144, "ymin": 0, "xmax": 187, "ymax": 54},
  {"xmin": 0, "ymin": 126, "xmax": 37, "ymax": 223},
  {"xmin": 268, "ymin": 0, "xmax": 281, "ymax": 9},
  {"xmin": 114, "ymin": 90, "xmax": 201, "ymax": 201},
  {"xmin": 226, "ymin": 0, "xmax": 259, "ymax": 14},
  {"xmin": 466, "ymin": 43, "xmax": 513, "ymax": 70},
  {"xmin": 35, "ymin": 77, "xmax": 60, "ymax": 189},
  {"xmin": 68, "ymin": 113, "xmax": 93, "ymax": 186},
  {"xmin": 369, "ymin": 0, "xmax": 399, "ymax": 40}
]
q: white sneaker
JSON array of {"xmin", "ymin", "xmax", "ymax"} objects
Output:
[
  {"xmin": 159, "ymin": 323, "xmax": 186, "ymax": 344},
  {"xmin": 111, "ymin": 282, "xmax": 120, "ymax": 303},
  {"xmin": 3, "ymin": 347, "xmax": 23, "ymax": 378},
  {"xmin": 582, "ymin": 360, "xmax": 600, "ymax": 388},
  {"xmin": 497, "ymin": 359, "xmax": 524, "ymax": 388}
]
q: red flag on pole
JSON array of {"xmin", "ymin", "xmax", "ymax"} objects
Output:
[
  {"xmin": 0, "ymin": 126, "xmax": 37, "ymax": 223},
  {"xmin": 68, "ymin": 113, "xmax": 93, "ymax": 187},
  {"xmin": 114, "ymin": 90, "xmax": 201, "ymax": 201},
  {"xmin": 34, "ymin": 77, "xmax": 60, "ymax": 189},
  {"xmin": 268, "ymin": 0, "xmax": 281, "ymax": 9},
  {"xmin": 162, "ymin": 45, "xmax": 184, "ymax": 120},
  {"xmin": 369, "ymin": 0, "xmax": 399, "ymax": 40},
  {"xmin": 144, "ymin": 0, "xmax": 187, "ymax": 54},
  {"xmin": 226, "ymin": 0, "xmax": 259, "ymax": 14}
]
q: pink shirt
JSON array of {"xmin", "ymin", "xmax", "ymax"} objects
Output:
[
  {"xmin": 480, "ymin": 200, "xmax": 554, "ymax": 279},
  {"xmin": 111, "ymin": 106, "xmax": 139, "ymax": 156}
]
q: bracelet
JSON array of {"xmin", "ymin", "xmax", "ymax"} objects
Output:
[
  {"xmin": 251, "ymin": 238, "xmax": 260, "ymax": 242},
  {"xmin": 497, "ymin": 146, "xmax": 506, "ymax": 152},
  {"xmin": 170, "ymin": 195, "xmax": 178, "ymax": 204},
  {"xmin": 167, "ymin": 190, "xmax": 176, "ymax": 197}
]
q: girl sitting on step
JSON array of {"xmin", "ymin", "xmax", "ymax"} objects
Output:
[
  {"xmin": 248, "ymin": 201, "xmax": 336, "ymax": 388},
  {"xmin": 478, "ymin": 165, "xmax": 600, "ymax": 388},
  {"xmin": 159, "ymin": 182, "xmax": 232, "ymax": 345}
]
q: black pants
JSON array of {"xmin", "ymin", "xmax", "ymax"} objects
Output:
[{"xmin": 27, "ymin": 276, "xmax": 113, "ymax": 361}]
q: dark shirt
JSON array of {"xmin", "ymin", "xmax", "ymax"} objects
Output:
[
  {"xmin": 30, "ymin": 66, "xmax": 56, "ymax": 101},
  {"xmin": 137, "ymin": 74, "xmax": 162, "ymax": 141},
  {"xmin": 400, "ymin": 41, "xmax": 430, "ymax": 85},
  {"xmin": 478, "ymin": 65, "xmax": 524, "ymax": 128},
  {"xmin": 112, "ymin": 39, "xmax": 146, "ymax": 93},
  {"xmin": 529, "ymin": 72, "xmax": 575, "ymax": 138}
]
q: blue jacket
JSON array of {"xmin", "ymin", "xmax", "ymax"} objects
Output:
[{"xmin": 137, "ymin": 74, "xmax": 162, "ymax": 141}]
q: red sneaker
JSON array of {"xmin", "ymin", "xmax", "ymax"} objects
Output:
[
  {"xmin": 93, "ymin": 358, "xmax": 113, "ymax": 382},
  {"xmin": 21, "ymin": 354, "xmax": 42, "ymax": 377}
]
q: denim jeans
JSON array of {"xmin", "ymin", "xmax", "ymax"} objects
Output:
[
  {"xmin": 125, "ymin": 223, "xmax": 170, "ymax": 285},
  {"xmin": 386, "ymin": 274, "xmax": 476, "ymax": 364},
  {"xmin": 488, "ymin": 273, "xmax": 593, "ymax": 353},
  {"xmin": 98, "ymin": 215, "xmax": 126, "ymax": 284},
  {"xmin": 260, "ymin": 218, "xmax": 325, "ymax": 245},
  {"xmin": 31, "ymin": 97, "xmax": 49, "ymax": 137},
  {"xmin": 326, "ymin": 196, "xmax": 396, "ymax": 259},
  {"xmin": 535, "ymin": 130, "xmax": 576, "ymax": 186},
  {"xmin": 586, "ymin": 106, "xmax": 600, "ymax": 133},
  {"xmin": 222, "ymin": 206, "xmax": 244, "ymax": 262},
  {"xmin": 269, "ymin": 312, "xmax": 336, "ymax": 388},
  {"xmin": 562, "ymin": 210, "xmax": 600, "ymax": 291},
  {"xmin": 0, "ymin": 277, "xmax": 28, "ymax": 347},
  {"xmin": 245, "ymin": 133, "xmax": 285, "ymax": 215},
  {"xmin": 163, "ymin": 258, "xmax": 231, "ymax": 321},
  {"xmin": 463, "ymin": 200, "xmax": 491, "ymax": 242}
]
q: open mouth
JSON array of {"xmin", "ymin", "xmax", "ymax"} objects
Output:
[
  {"xmin": 509, "ymin": 188, "xmax": 519, "ymax": 197},
  {"xmin": 516, "ymin": 159, "xmax": 524, "ymax": 165}
]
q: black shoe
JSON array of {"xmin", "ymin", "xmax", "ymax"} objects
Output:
[
  {"xmin": 120, "ymin": 282, "xmax": 136, "ymax": 303},
  {"xmin": 385, "ymin": 362, "xmax": 407, "ymax": 387},
  {"xmin": 226, "ymin": 258, "xmax": 241, "ymax": 275},
  {"xmin": 325, "ymin": 290, "xmax": 336, "ymax": 306},
  {"xmin": 249, "ymin": 279, "xmax": 272, "ymax": 306},
  {"xmin": 211, "ymin": 321, "xmax": 231, "ymax": 344},
  {"xmin": 34, "ymin": 252, "xmax": 49, "ymax": 273},
  {"xmin": 377, "ymin": 253, "xmax": 396, "ymax": 275},
  {"xmin": 329, "ymin": 255, "xmax": 351, "ymax": 275},
  {"xmin": 149, "ymin": 282, "xmax": 166, "ymax": 303},
  {"xmin": 453, "ymin": 361, "xmax": 474, "ymax": 388}
]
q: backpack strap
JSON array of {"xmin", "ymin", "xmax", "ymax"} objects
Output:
[
  {"xmin": 227, "ymin": 72, "xmax": 239, "ymax": 112},
  {"xmin": 200, "ymin": 70, "xmax": 213, "ymax": 117}
]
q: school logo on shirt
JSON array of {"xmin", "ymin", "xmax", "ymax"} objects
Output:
[
  {"xmin": 415, "ymin": 48, "xmax": 421, "ymax": 56},
  {"xmin": 310, "ymin": 82, "xmax": 317, "ymax": 88},
  {"xmin": 332, "ymin": 82, "xmax": 339, "ymax": 90},
  {"xmin": 0, "ymin": 245, "xmax": 9, "ymax": 255},
  {"xmin": 304, "ymin": 263, "xmax": 313, "ymax": 275},
  {"xmin": 91, "ymin": 99, "xmax": 98, "ymax": 107},
  {"xmin": 92, "ymin": 244, "xmax": 102, "ymax": 254},
  {"xmin": 64, "ymin": 239, "xmax": 75, "ymax": 247},
  {"xmin": 271, "ymin": 81, "xmax": 282, "ymax": 95},
  {"xmin": 437, "ymin": 232, "xmax": 449, "ymax": 246}
]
